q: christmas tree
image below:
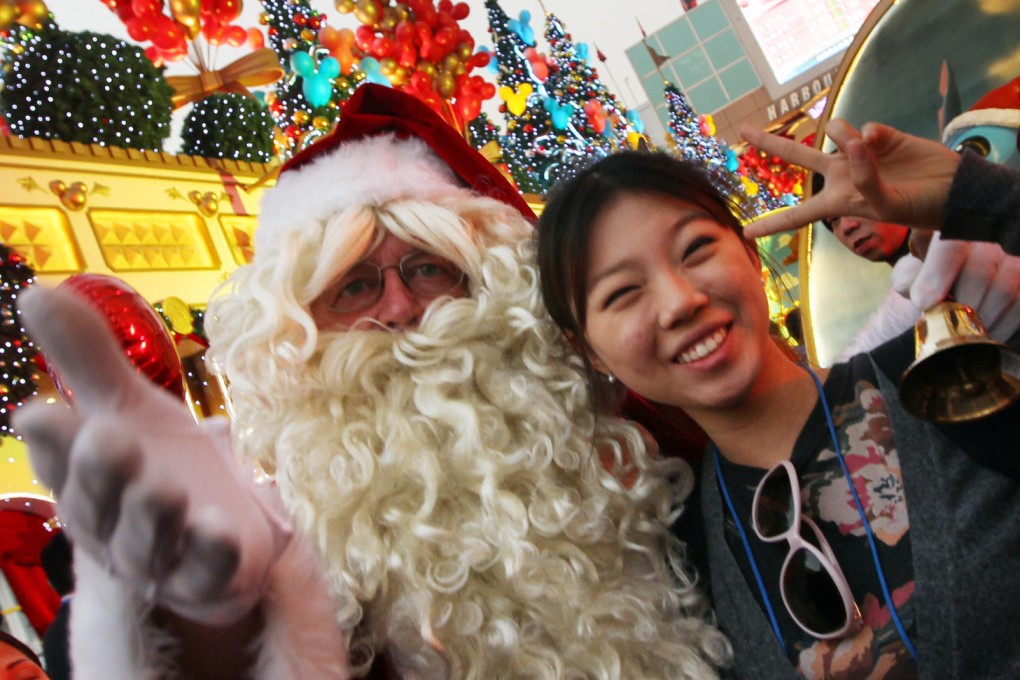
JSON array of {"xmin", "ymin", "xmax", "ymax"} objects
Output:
[
  {"xmin": 467, "ymin": 111, "xmax": 501, "ymax": 149},
  {"xmin": 0, "ymin": 244, "xmax": 39, "ymax": 437},
  {"xmin": 483, "ymin": 0, "xmax": 552, "ymax": 194},
  {"xmin": 542, "ymin": 11, "xmax": 635, "ymax": 153},
  {"xmin": 664, "ymin": 81, "xmax": 780, "ymax": 212},
  {"xmin": 261, "ymin": 0, "xmax": 363, "ymax": 156},
  {"xmin": 662, "ymin": 82, "xmax": 797, "ymax": 333}
]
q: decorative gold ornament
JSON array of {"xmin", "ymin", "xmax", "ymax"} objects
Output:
[
  {"xmin": 49, "ymin": 180, "xmax": 88, "ymax": 211},
  {"xmin": 312, "ymin": 116, "xmax": 331, "ymax": 131},
  {"xmin": 188, "ymin": 190, "xmax": 220, "ymax": 217},
  {"xmin": 292, "ymin": 109, "xmax": 311, "ymax": 125}
]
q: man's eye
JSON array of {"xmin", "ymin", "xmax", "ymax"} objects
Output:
[
  {"xmin": 411, "ymin": 262, "xmax": 441, "ymax": 278},
  {"xmin": 337, "ymin": 277, "xmax": 375, "ymax": 299}
]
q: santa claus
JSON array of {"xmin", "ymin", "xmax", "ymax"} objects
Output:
[{"xmin": 15, "ymin": 85, "xmax": 728, "ymax": 679}]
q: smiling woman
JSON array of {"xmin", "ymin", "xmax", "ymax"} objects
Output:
[{"xmin": 536, "ymin": 147, "xmax": 1020, "ymax": 680}]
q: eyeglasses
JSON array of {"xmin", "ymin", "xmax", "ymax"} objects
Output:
[
  {"xmin": 324, "ymin": 250, "xmax": 466, "ymax": 314},
  {"xmin": 752, "ymin": 460, "xmax": 863, "ymax": 640}
]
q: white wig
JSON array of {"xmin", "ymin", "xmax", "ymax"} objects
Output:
[{"xmin": 205, "ymin": 137, "xmax": 730, "ymax": 678}]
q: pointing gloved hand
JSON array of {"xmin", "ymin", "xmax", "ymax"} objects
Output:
[{"xmin": 14, "ymin": 285, "xmax": 292, "ymax": 626}]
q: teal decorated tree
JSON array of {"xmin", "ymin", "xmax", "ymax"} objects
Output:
[
  {"xmin": 467, "ymin": 111, "xmax": 501, "ymax": 149},
  {"xmin": 663, "ymin": 81, "xmax": 797, "ymax": 331},
  {"xmin": 261, "ymin": 0, "xmax": 363, "ymax": 156},
  {"xmin": 542, "ymin": 10, "xmax": 640, "ymax": 153},
  {"xmin": 0, "ymin": 244, "xmax": 39, "ymax": 437},
  {"xmin": 664, "ymin": 81, "xmax": 780, "ymax": 212},
  {"xmin": 483, "ymin": 0, "xmax": 553, "ymax": 194}
]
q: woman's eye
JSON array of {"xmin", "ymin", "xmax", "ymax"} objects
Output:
[
  {"xmin": 683, "ymin": 235, "xmax": 714, "ymax": 260},
  {"xmin": 603, "ymin": 285, "xmax": 637, "ymax": 309}
]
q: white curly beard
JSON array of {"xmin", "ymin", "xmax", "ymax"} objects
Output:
[{"xmin": 228, "ymin": 238, "xmax": 728, "ymax": 679}]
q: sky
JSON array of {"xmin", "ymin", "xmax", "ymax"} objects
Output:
[{"xmin": 44, "ymin": 0, "xmax": 690, "ymax": 150}]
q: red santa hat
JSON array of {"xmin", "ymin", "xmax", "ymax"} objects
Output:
[
  {"xmin": 941, "ymin": 75, "xmax": 1020, "ymax": 144},
  {"xmin": 257, "ymin": 85, "xmax": 534, "ymax": 249}
]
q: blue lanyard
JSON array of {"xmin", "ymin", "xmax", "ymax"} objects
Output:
[{"xmin": 714, "ymin": 364, "xmax": 918, "ymax": 662}]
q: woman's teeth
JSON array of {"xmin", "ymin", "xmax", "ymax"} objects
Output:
[{"xmin": 677, "ymin": 327, "xmax": 727, "ymax": 364}]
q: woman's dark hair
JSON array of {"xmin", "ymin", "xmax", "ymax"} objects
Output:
[{"xmin": 536, "ymin": 151, "xmax": 756, "ymax": 412}]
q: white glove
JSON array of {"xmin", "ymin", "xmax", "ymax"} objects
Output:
[
  {"xmin": 892, "ymin": 233, "xmax": 1020, "ymax": 342},
  {"xmin": 14, "ymin": 285, "xmax": 290, "ymax": 625}
]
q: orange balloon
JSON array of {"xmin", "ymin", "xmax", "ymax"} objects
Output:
[
  {"xmin": 319, "ymin": 25, "xmax": 356, "ymax": 76},
  {"xmin": 247, "ymin": 26, "xmax": 264, "ymax": 48}
]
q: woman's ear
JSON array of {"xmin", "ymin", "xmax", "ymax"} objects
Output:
[{"xmin": 566, "ymin": 331, "xmax": 611, "ymax": 375}]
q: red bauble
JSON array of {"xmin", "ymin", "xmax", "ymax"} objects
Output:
[{"xmin": 52, "ymin": 274, "xmax": 185, "ymax": 402}]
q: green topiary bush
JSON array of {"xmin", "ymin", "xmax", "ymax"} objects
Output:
[
  {"xmin": 181, "ymin": 92, "xmax": 275, "ymax": 162},
  {"xmin": 0, "ymin": 29, "xmax": 172, "ymax": 150}
]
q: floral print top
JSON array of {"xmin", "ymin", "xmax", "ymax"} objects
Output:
[{"xmin": 718, "ymin": 354, "xmax": 919, "ymax": 679}]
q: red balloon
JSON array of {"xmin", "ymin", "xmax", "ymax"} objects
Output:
[
  {"xmin": 144, "ymin": 45, "xmax": 164, "ymax": 66},
  {"xmin": 469, "ymin": 51, "xmax": 489, "ymax": 69},
  {"xmin": 434, "ymin": 25, "xmax": 456, "ymax": 49},
  {"xmin": 355, "ymin": 24, "xmax": 375, "ymax": 52},
  {"xmin": 394, "ymin": 20, "xmax": 414, "ymax": 43},
  {"xmin": 131, "ymin": 0, "xmax": 161, "ymax": 17},
  {"xmin": 456, "ymin": 94, "xmax": 480, "ymax": 122},
  {"xmin": 450, "ymin": 2, "xmax": 469, "ymax": 20},
  {"xmin": 202, "ymin": 16, "xmax": 223, "ymax": 43},
  {"xmin": 409, "ymin": 70, "xmax": 431, "ymax": 93},
  {"xmin": 216, "ymin": 0, "xmax": 242, "ymax": 24},
  {"xmin": 126, "ymin": 16, "xmax": 152, "ymax": 41},
  {"xmin": 225, "ymin": 24, "xmax": 247, "ymax": 47},
  {"xmin": 152, "ymin": 17, "xmax": 185, "ymax": 50},
  {"xmin": 407, "ymin": 0, "xmax": 436, "ymax": 26},
  {"xmin": 52, "ymin": 275, "xmax": 185, "ymax": 403},
  {"xmin": 370, "ymin": 36, "xmax": 395, "ymax": 59},
  {"xmin": 397, "ymin": 39, "xmax": 417, "ymax": 69}
]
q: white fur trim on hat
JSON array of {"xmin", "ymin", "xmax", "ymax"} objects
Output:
[
  {"xmin": 942, "ymin": 108, "xmax": 1020, "ymax": 145},
  {"xmin": 257, "ymin": 134, "xmax": 466, "ymax": 250}
]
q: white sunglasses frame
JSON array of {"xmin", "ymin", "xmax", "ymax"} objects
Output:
[{"xmin": 751, "ymin": 460, "xmax": 864, "ymax": 640}]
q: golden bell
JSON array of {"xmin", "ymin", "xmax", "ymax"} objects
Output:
[{"xmin": 900, "ymin": 301, "xmax": 1020, "ymax": 423}]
